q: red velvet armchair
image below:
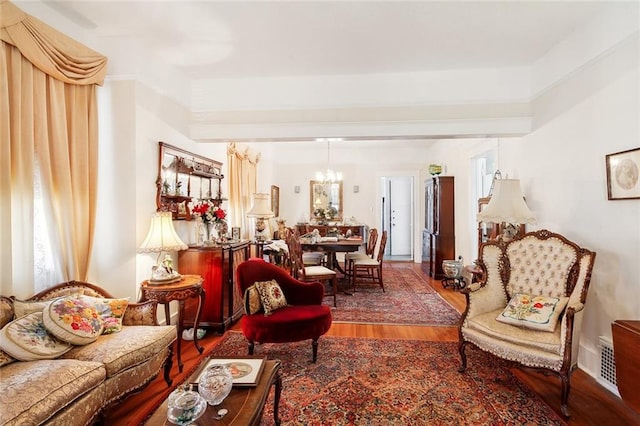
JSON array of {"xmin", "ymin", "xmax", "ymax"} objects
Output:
[{"xmin": 236, "ymin": 258, "xmax": 332, "ymax": 362}]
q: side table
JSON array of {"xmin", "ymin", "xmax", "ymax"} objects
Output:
[
  {"xmin": 145, "ymin": 359, "xmax": 282, "ymax": 425},
  {"xmin": 140, "ymin": 274, "xmax": 205, "ymax": 373}
]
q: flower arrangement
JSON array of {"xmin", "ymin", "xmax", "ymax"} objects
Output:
[
  {"xmin": 313, "ymin": 205, "xmax": 338, "ymax": 221},
  {"xmin": 192, "ymin": 201, "xmax": 227, "ymax": 225}
]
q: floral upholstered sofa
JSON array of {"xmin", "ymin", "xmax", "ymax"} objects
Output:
[{"xmin": 0, "ymin": 281, "xmax": 177, "ymax": 426}]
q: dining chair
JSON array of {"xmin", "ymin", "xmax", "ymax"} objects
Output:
[
  {"xmin": 351, "ymin": 230, "xmax": 387, "ymax": 292},
  {"xmin": 301, "ymin": 225, "xmax": 326, "ymax": 266},
  {"xmin": 287, "ymin": 232, "xmax": 338, "ymax": 307},
  {"xmin": 344, "ymin": 227, "xmax": 378, "ymax": 277}
]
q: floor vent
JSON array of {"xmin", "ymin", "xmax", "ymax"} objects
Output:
[{"xmin": 598, "ymin": 336, "xmax": 619, "ymax": 396}]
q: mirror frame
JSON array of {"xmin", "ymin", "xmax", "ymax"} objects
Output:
[
  {"xmin": 156, "ymin": 142, "xmax": 223, "ymax": 220},
  {"xmin": 309, "ymin": 180, "xmax": 343, "ymax": 221}
]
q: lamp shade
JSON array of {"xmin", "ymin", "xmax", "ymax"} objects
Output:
[
  {"xmin": 247, "ymin": 193, "xmax": 275, "ymax": 218},
  {"xmin": 138, "ymin": 211, "xmax": 188, "ymax": 252},
  {"xmin": 477, "ymin": 179, "xmax": 536, "ymax": 224}
]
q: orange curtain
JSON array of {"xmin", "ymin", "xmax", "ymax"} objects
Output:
[
  {"xmin": 0, "ymin": 0, "xmax": 107, "ymax": 297},
  {"xmin": 227, "ymin": 143, "xmax": 260, "ymax": 240}
]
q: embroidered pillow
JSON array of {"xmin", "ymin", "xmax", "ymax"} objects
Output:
[
  {"xmin": 12, "ymin": 299, "xmax": 52, "ymax": 319},
  {"xmin": 254, "ymin": 280, "xmax": 288, "ymax": 316},
  {"xmin": 243, "ymin": 285, "xmax": 263, "ymax": 315},
  {"xmin": 80, "ymin": 296, "xmax": 130, "ymax": 334},
  {"xmin": 0, "ymin": 297, "xmax": 13, "ymax": 328},
  {"xmin": 0, "ymin": 312, "xmax": 72, "ymax": 361},
  {"xmin": 496, "ymin": 293, "xmax": 569, "ymax": 332},
  {"xmin": 42, "ymin": 297, "xmax": 103, "ymax": 345}
]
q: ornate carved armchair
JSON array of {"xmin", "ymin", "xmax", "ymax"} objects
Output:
[{"xmin": 458, "ymin": 230, "xmax": 596, "ymax": 417}]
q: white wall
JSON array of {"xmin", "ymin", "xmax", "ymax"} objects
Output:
[{"xmin": 66, "ymin": 3, "xmax": 639, "ymax": 385}]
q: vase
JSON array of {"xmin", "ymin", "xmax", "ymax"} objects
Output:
[
  {"xmin": 198, "ymin": 364, "xmax": 233, "ymax": 406},
  {"xmin": 215, "ymin": 221, "xmax": 228, "ymax": 241}
]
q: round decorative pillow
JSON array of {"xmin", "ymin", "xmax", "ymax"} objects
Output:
[
  {"xmin": 42, "ymin": 297, "xmax": 104, "ymax": 345},
  {"xmin": 0, "ymin": 312, "xmax": 72, "ymax": 361}
]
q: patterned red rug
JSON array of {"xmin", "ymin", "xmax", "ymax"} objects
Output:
[
  {"xmin": 331, "ymin": 265, "xmax": 460, "ymax": 326},
  {"xmin": 211, "ymin": 332, "xmax": 566, "ymax": 426}
]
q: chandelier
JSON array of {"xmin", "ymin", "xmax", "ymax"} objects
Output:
[{"xmin": 315, "ymin": 138, "xmax": 343, "ymax": 182}]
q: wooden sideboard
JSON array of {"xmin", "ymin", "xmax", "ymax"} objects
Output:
[
  {"xmin": 178, "ymin": 241, "xmax": 249, "ymax": 332},
  {"xmin": 295, "ymin": 224, "xmax": 366, "ymax": 239},
  {"xmin": 611, "ymin": 320, "xmax": 640, "ymax": 414}
]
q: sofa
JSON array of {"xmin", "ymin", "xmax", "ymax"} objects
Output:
[{"xmin": 0, "ymin": 281, "xmax": 177, "ymax": 426}]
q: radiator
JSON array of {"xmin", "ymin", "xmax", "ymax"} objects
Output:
[{"xmin": 597, "ymin": 336, "xmax": 620, "ymax": 396}]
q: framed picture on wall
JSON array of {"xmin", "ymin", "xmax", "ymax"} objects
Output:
[
  {"xmin": 271, "ymin": 185, "xmax": 280, "ymax": 217},
  {"xmin": 606, "ymin": 147, "xmax": 640, "ymax": 200}
]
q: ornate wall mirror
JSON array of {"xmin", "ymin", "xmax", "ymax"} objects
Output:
[
  {"xmin": 309, "ymin": 181, "xmax": 343, "ymax": 221},
  {"xmin": 157, "ymin": 142, "xmax": 223, "ymax": 220}
]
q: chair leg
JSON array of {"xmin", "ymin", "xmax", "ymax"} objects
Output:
[
  {"xmin": 331, "ymin": 276, "xmax": 337, "ymax": 307},
  {"xmin": 248, "ymin": 341, "xmax": 255, "ymax": 355},
  {"xmin": 560, "ymin": 371, "xmax": 571, "ymax": 417},
  {"xmin": 378, "ymin": 267, "xmax": 385, "ymax": 292},
  {"xmin": 457, "ymin": 341, "xmax": 468, "ymax": 373},
  {"xmin": 163, "ymin": 345, "xmax": 174, "ymax": 387},
  {"xmin": 312, "ymin": 338, "xmax": 318, "ymax": 363}
]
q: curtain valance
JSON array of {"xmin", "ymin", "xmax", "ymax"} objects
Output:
[
  {"xmin": 0, "ymin": 0, "xmax": 107, "ymax": 85},
  {"xmin": 227, "ymin": 142, "xmax": 261, "ymax": 164}
]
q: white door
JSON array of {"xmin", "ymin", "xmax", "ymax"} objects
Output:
[{"xmin": 382, "ymin": 176, "xmax": 413, "ymax": 257}]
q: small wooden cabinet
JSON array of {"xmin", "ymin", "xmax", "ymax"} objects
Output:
[
  {"xmin": 612, "ymin": 320, "xmax": 640, "ymax": 414},
  {"xmin": 422, "ymin": 176, "xmax": 455, "ymax": 278},
  {"xmin": 178, "ymin": 241, "xmax": 249, "ymax": 332}
]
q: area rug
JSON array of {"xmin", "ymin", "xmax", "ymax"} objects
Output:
[
  {"xmin": 331, "ymin": 265, "xmax": 460, "ymax": 326},
  {"xmin": 211, "ymin": 331, "xmax": 566, "ymax": 426}
]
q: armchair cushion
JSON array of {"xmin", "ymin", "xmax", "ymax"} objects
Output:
[
  {"xmin": 496, "ymin": 293, "xmax": 569, "ymax": 332},
  {"xmin": 243, "ymin": 285, "xmax": 263, "ymax": 315},
  {"xmin": 254, "ymin": 280, "xmax": 288, "ymax": 315}
]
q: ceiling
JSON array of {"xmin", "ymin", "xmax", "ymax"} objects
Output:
[{"xmin": 35, "ymin": 1, "xmax": 628, "ymax": 80}]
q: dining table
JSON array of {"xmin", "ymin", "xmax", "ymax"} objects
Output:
[{"xmin": 300, "ymin": 237, "xmax": 364, "ymax": 294}]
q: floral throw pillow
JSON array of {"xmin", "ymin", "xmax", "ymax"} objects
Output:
[
  {"xmin": 42, "ymin": 297, "xmax": 103, "ymax": 345},
  {"xmin": 254, "ymin": 280, "xmax": 288, "ymax": 316},
  {"xmin": 496, "ymin": 293, "xmax": 569, "ymax": 332},
  {"xmin": 80, "ymin": 296, "xmax": 130, "ymax": 334},
  {"xmin": 0, "ymin": 312, "xmax": 72, "ymax": 361},
  {"xmin": 243, "ymin": 285, "xmax": 263, "ymax": 315}
]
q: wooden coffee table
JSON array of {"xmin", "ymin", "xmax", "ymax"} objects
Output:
[{"xmin": 145, "ymin": 359, "xmax": 281, "ymax": 425}]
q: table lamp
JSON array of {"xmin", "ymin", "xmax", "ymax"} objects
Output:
[
  {"xmin": 247, "ymin": 193, "xmax": 275, "ymax": 241},
  {"xmin": 477, "ymin": 179, "xmax": 536, "ymax": 241},
  {"xmin": 138, "ymin": 211, "xmax": 188, "ymax": 284}
]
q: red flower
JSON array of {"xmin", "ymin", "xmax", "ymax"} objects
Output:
[
  {"xmin": 215, "ymin": 208, "xmax": 226, "ymax": 220},
  {"xmin": 533, "ymin": 302, "xmax": 544, "ymax": 309},
  {"xmin": 71, "ymin": 323, "xmax": 80, "ymax": 330}
]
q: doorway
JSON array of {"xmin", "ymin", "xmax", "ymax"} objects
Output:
[{"xmin": 381, "ymin": 176, "xmax": 413, "ymax": 261}]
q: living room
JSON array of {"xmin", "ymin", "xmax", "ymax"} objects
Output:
[{"xmin": 2, "ymin": 0, "xmax": 639, "ymax": 424}]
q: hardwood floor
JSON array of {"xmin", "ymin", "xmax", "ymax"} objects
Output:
[{"xmin": 321, "ymin": 262, "xmax": 639, "ymax": 426}]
